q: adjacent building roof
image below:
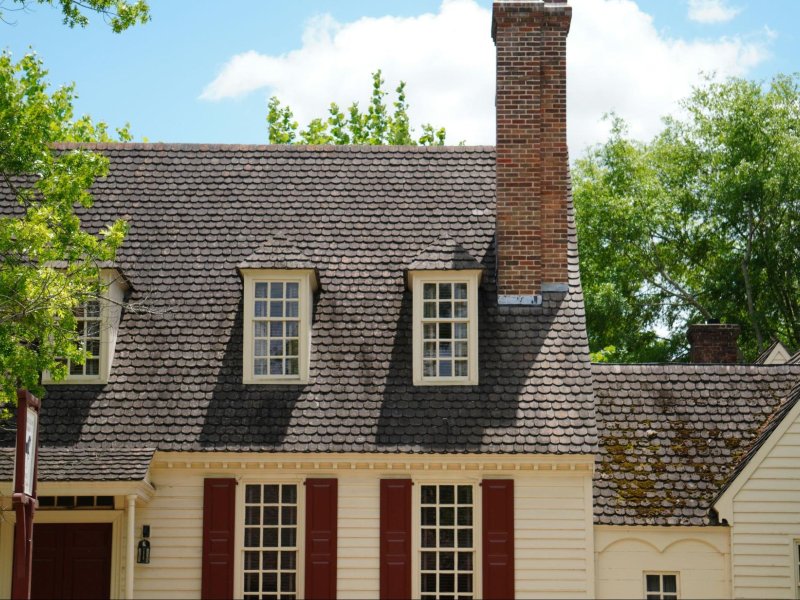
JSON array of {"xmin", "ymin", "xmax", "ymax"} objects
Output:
[
  {"xmin": 0, "ymin": 143, "xmax": 596, "ymax": 456},
  {"xmin": 593, "ymin": 363, "xmax": 800, "ymax": 526},
  {"xmin": 0, "ymin": 447, "xmax": 154, "ymax": 482}
]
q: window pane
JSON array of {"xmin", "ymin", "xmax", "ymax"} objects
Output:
[
  {"xmin": 244, "ymin": 528, "xmax": 260, "ymax": 547},
  {"xmin": 264, "ymin": 485, "xmax": 279, "ymax": 503},
  {"xmin": 255, "ymin": 283, "xmax": 269, "ymax": 298},
  {"xmin": 424, "ymin": 302, "xmax": 437, "ymax": 318},
  {"xmin": 439, "ymin": 283, "xmax": 452, "ymax": 299},
  {"xmin": 424, "ymin": 361, "xmax": 437, "ymax": 377},
  {"xmin": 255, "ymin": 322, "xmax": 268, "ymax": 337},
  {"xmin": 457, "ymin": 552, "xmax": 472, "ymax": 571},
  {"xmin": 422, "ymin": 507, "xmax": 436, "ymax": 526},
  {"xmin": 457, "ymin": 507, "xmax": 472, "ymax": 526},
  {"xmin": 455, "ymin": 361, "xmax": 468, "ymax": 377},
  {"xmin": 244, "ymin": 573, "xmax": 259, "ymax": 592},
  {"xmin": 85, "ymin": 359, "xmax": 100, "ymax": 375},
  {"xmin": 263, "ymin": 551, "xmax": 278, "ymax": 570},
  {"xmin": 269, "ymin": 359, "xmax": 283, "ymax": 375},
  {"xmin": 86, "ymin": 321, "xmax": 101, "ymax": 337},
  {"xmin": 286, "ymin": 282, "xmax": 299, "ymax": 298},
  {"xmin": 280, "ymin": 527, "xmax": 296, "ymax": 547},
  {"xmin": 454, "ymin": 323, "xmax": 468, "ymax": 339},
  {"xmin": 421, "ymin": 552, "xmax": 437, "ymax": 570},
  {"xmin": 457, "ymin": 529, "xmax": 472, "ymax": 548},
  {"xmin": 280, "ymin": 551, "xmax": 296, "ymax": 570},
  {"xmin": 440, "ymin": 529, "xmax": 454, "ymax": 548},
  {"xmin": 454, "ymin": 283, "xmax": 468, "ymax": 299},
  {"xmin": 424, "ymin": 342, "xmax": 437, "ymax": 358},
  {"xmin": 285, "ymin": 302, "xmax": 299, "ymax": 318},
  {"xmin": 285, "ymin": 358, "xmax": 299, "ymax": 375},
  {"xmin": 285, "ymin": 339, "xmax": 298, "ymax": 356},
  {"xmin": 245, "ymin": 550, "xmax": 260, "ymax": 570},
  {"xmin": 263, "ymin": 528, "xmax": 278, "ymax": 548},
  {"xmin": 270, "ymin": 282, "xmax": 284, "ymax": 298},
  {"xmin": 439, "ymin": 361, "xmax": 453, "ymax": 377},
  {"xmin": 254, "ymin": 359, "xmax": 268, "ymax": 375},
  {"xmin": 270, "ymin": 301, "xmax": 283, "ymax": 317},
  {"xmin": 440, "ymin": 486, "xmax": 454, "ymax": 504},
  {"xmin": 270, "ymin": 340, "xmax": 283, "ymax": 356},
  {"xmin": 422, "ymin": 573, "xmax": 437, "ymax": 592},
  {"xmin": 246, "ymin": 485, "xmax": 261, "ymax": 503},
  {"xmin": 663, "ymin": 575, "xmax": 677, "ymax": 593},
  {"xmin": 439, "ymin": 302, "xmax": 452, "ymax": 318},
  {"xmin": 458, "ymin": 574, "xmax": 472, "ymax": 593},
  {"xmin": 439, "ymin": 552, "xmax": 455, "ymax": 570},
  {"xmin": 86, "ymin": 340, "xmax": 101, "ymax": 355},
  {"xmin": 263, "ymin": 572, "xmax": 278, "ymax": 592},
  {"xmin": 422, "ymin": 529, "xmax": 436, "ymax": 548},
  {"xmin": 646, "ymin": 575, "xmax": 660, "ymax": 592},
  {"xmin": 270, "ymin": 321, "xmax": 283, "ymax": 337},
  {"xmin": 280, "ymin": 572, "xmax": 296, "ymax": 593},
  {"xmin": 86, "ymin": 301, "xmax": 101, "ymax": 317},
  {"xmin": 282, "ymin": 485, "xmax": 297, "ymax": 503},
  {"xmin": 246, "ymin": 506, "xmax": 260, "ymax": 525},
  {"xmin": 421, "ymin": 486, "xmax": 436, "ymax": 504},
  {"xmin": 439, "ymin": 573, "xmax": 455, "ymax": 593},
  {"xmin": 439, "ymin": 323, "xmax": 452, "ymax": 338},
  {"xmin": 454, "ymin": 342, "xmax": 468, "ymax": 358},
  {"xmin": 281, "ymin": 506, "xmax": 297, "ymax": 525},
  {"xmin": 423, "ymin": 324, "xmax": 437, "ymax": 340},
  {"xmin": 440, "ymin": 507, "xmax": 454, "ymax": 526},
  {"xmin": 254, "ymin": 340, "xmax": 268, "ymax": 357},
  {"xmin": 255, "ymin": 301, "xmax": 268, "ymax": 317},
  {"xmin": 263, "ymin": 506, "xmax": 278, "ymax": 525},
  {"xmin": 285, "ymin": 321, "xmax": 298, "ymax": 337},
  {"xmin": 454, "ymin": 302, "xmax": 468, "ymax": 318}
]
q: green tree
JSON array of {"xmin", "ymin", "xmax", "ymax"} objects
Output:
[
  {"xmin": 574, "ymin": 75, "xmax": 800, "ymax": 362},
  {"xmin": 267, "ymin": 70, "xmax": 448, "ymax": 146},
  {"xmin": 2, "ymin": 0, "xmax": 149, "ymax": 32},
  {"xmin": 0, "ymin": 52, "xmax": 130, "ymax": 411}
]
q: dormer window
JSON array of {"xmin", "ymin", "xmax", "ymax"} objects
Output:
[
  {"xmin": 407, "ymin": 237, "xmax": 483, "ymax": 386},
  {"xmin": 411, "ymin": 272, "xmax": 480, "ymax": 385},
  {"xmin": 241, "ymin": 270, "xmax": 315, "ymax": 385},
  {"xmin": 69, "ymin": 299, "xmax": 102, "ymax": 377},
  {"xmin": 44, "ymin": 267, "xmax": 129, "ymax": 385}
]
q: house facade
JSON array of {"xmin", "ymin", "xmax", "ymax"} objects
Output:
[{"xmin": 2, "ymin": 1, "xmax": 800, "ymax": 599}]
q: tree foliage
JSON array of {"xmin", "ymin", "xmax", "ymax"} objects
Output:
[
  {"xmin": 2, "ymin": 0, "xmax": 149, "ymax": 32},
  {"xmin": 0, "ymin": 51, "xmax": 129, "ymax": 410},
  {"xmin": 267, "ymin": 70, "xmax": 448, "ymax": 146},
  {"xmin": 574, "ymin": 75, "xmax": 800, "ymax": 362}
]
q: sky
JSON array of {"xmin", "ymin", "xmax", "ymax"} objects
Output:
[{"xmin": 2, "ymin": 0, "xmax": 799, "ymax": 156}]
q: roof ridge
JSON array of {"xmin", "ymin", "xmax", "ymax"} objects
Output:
[{"xmin": 50, "ymin": 142, "xmax": 497, "ymax": 152}]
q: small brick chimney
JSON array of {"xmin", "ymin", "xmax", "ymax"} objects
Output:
[
  {"xmin": 492, "ymin": 0, "xmax": 571, "ymax": 302},
  {"xmin": 688, "ymin": 323, "xmax": 741, "ymax": 364}
]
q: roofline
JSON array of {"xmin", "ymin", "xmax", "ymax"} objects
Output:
[
  {"xmin": 592, "ymin": 362, "xmax": 800, "ymax": 370},
  {"xmin": 51, "ymin": 142, "xmax": 497, "ymax": 152}
]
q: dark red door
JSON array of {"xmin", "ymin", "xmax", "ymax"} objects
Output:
[{"xmin": 30, "ymin": 523, "xmax": 112, "ymax": 600}]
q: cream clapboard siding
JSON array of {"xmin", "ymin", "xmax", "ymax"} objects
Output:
[
  {"xmin": 728, "ymin": 419, "xmax": 800, "ymax": 598},
  {"xmin": 132, "ymin": 454, "xmax": 594, "ymax": 600},
  {"xmin": 515, "ymin": 473, "xmax": 595, "ymax": 598},
  {"xmin": 595, "ymin": 526, "xmax": 730, "ymax": 599}
]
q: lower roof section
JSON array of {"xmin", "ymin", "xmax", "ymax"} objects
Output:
[{"xmin": 0, "ymin": 446, "xmax": 155, "ymax": 482}]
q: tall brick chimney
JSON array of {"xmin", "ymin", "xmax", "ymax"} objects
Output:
[
  {"xmin": 492, "ymin": 0, "xmax": 571, "ymax": 303},
  {"xmin": 688, "ymin": 323, "xmax": 741, "ymax": 364}
]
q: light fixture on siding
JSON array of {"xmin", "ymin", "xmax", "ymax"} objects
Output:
[{"xmin": 137, "ymin": 524, "xmax": 151, "ymax": 564}]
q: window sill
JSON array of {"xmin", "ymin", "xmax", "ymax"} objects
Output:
[
  {"xmin": 242, "ymin": 377, "xmax": 308, "ymax": 386},
  {"xmin": 413, "ymin": 377, "xmax": 479, "ymax": 387}
]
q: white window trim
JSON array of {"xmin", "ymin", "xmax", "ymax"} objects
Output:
[
  {"xmin": 411, "ymin": 475, "xmax": 483, "ymax": 600},
  {"xmin": 241, "ymin": 269, "xmax": 315, "ymax": 385},
  {"xmin": 43, "ymin": 298, "xmax": 110, "ymax": 385},
  {"xmin": 234, "ymin": 476, "xmax": 306, "ymax": 600},
  {"xmin": 409, "ymin": 270, "xmax": 481, "ymax": 386},
  {"xmin": 643, "ymin": 571, "xmax": 680, "ymax": 600}
]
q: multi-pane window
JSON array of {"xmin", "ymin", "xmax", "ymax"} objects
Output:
[
  {"xmin": 420, "ymin": 484, "xmax": 474, "ymax": 600},
  {"xmin": 645, "ymin": 573, "xmax": 678, "ymax": 600},
  {"xmin": 243, "ymin": 484, "xmax": 299, "ymax": 600},
  {"xmin": 253, "ymin": 282, "xmax": 300, "ymax": 377},
  {"xmin": 422, "ymin": 282, "xmax": 470, "ymax": 378},
  {"xmin": 70, "ymin": 300, "xmax": 101, "ymax": 377}
]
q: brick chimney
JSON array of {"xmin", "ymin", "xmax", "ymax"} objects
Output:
[
  {"xmin": 688, "ymin": 323, "xmax": 741, "ymax": 364},
  {"xmin": 492, "ymin": 0, "xmax": 571, "ymax": 303}
]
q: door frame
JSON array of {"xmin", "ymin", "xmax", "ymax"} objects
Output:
[{"xmin": 0, "ymin": 510, "xmax": 123, "ymax": 599}]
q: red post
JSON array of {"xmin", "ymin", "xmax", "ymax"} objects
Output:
[{"xmin": 11, "ymin": 390, "xmax": 40, "ymax": 600}]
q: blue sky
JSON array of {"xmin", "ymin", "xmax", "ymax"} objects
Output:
[{"xmin": 2, "ymin": 0, "xmax": 799, "ymax": 153}]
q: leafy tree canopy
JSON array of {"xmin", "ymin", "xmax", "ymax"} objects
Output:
[
  {"xmin": 267, "ymin": 70, "xmax": 449, "ymax": 146},
  {"xmin": 0, "ymin": 51, "xmax": 130, "ymax": 411},
  {"xmin": 574, "ymin": 75, "xmax": 800, "ymax": 362},
  {"xmin": 2, "ymin": 0, "xmax": 149, "ymax": 32}
]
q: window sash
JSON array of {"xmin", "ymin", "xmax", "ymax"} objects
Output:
[{"xmin": 645, "ymin": 573, "xmax": 679, "ymax": 600}]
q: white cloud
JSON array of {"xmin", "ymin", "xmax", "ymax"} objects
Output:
[
  {"xmin": 200, "ymin": 0, "xmax": 770, "ymax": 154},
  {"xmin": 687, "ymin": 0, "xmax": 741, "ymax": 24}
]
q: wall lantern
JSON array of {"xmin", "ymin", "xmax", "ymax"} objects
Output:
[{"xmin": 137, "ymin": 524, "xmax": 151, "ymax": 564}]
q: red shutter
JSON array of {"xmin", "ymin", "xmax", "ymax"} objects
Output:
[
  {"xmin": 201, "ymin": 478, "xmax": 236, "ymax": 600},
  {"xmin": 380, "ymin": 479, "xmax": 412, "ymax": 599},
  {"xmin": 305, "ymin": 478, "xmax": 338, "ymax": 599},
  {"xmin": 483, "ymin": 479, "xmax": 515, "ymax": 600}
]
